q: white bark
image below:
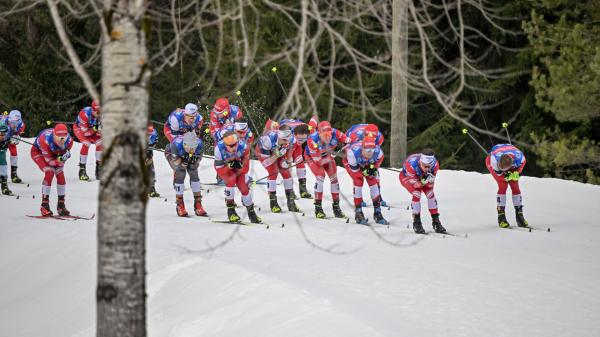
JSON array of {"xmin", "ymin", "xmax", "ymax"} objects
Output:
[
  {"xmin": 390, "ymin": 0, "xmax": 408, "ymax": 167},
  {"xmin": 97, "ymin": 1, "xmax": 150, "ymax": 336}
]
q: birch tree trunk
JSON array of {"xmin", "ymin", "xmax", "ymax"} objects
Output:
[
  {"xmin": 97, "ymin": 1, "xmax": 151, "ymax": 337},
  {"xmin": 390, "ymin": 0, "xmax": 408, "ymax": 167}
]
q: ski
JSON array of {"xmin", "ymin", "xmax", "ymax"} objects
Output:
[
  {"xmin": 209, "ymin": 218, "xmax": 276, "ymax": 228},
  {"xmin": 428, "ymin": 231, "xmax": 468, "ymax": 238},
  {"xmin": 26, "ymin": 213, "xmax": 96, "ymax": 221},
  {"xmin": 27, "ymin": 215, "xmax": 75, "ymax": 221},
  {"xmin": 57, "ymin": 213, "xmax": 96, "ymax": 221},
  {"xmin": 506, "ymin": 225, "xmax": 550, "ymax": 232}
]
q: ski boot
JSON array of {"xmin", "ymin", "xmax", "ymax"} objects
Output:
[
  {"xmin": 269, "ymin": 192, "xmax": 282, "ymax": 213},
  {"xmin": 515, "ymin": 206, "xmax": 528, "ymax": 227},
  {"xmin": 175, "ymin": 195, "xmax": 188, "ymax": 217},
  {"xmin": 40, "ymin": 195, "xmax": 53, "ymax": 216},
  {"xmin": 497, "ymin": 206, "xmax": 510, "ymax": 228},
  {"xmin": 11, "ymin": 166, "xmax": 22, "ymax": 183},
  {"xmin": 194, "ymin": 195, "xmax": 207, "ymax": 216},
  {"xmin": 0, "ymin": 176, "xmax": 12, "ymax": 195},
  {"xmin": 148, "ymin": 185, "xmax": 161, "ymax": 198},
  {"xmin": 355, "ymin": 207, "xmax": 368, "ymax": 225},
  {"xmin": 412, "ymin": 213, "xmax": 426, "ymax": 234},
  {"xmin": 285, "ymin": 190, "xmax": 301, "ymax": 212},
  {"xmin": 227, "ymin": 202, "xmax": 240, "ymax": 222},
  {"xmin": 314, "ymin": 200, "xmax": 326, "ymax": 219},
  {"xmin": 95, "ymin": 161, "xmax": 101, "ymax": 180},
  {"xmin": 246, "ymin": 204, "xmax": 262, "ymax": 224},
  {"xmin": 57, "ymin": 195, "xmax": 70, "ymax": 216},
  {"xmin": 78, "ymin": 163, "xmax": 90, "ymax": 181},
  {"xmin": 374, "ymin": 207, "xmax": 388, "ymax": 225},
  {"xmin": 332, "ymin": 200, "xmax": 346, "ymax": 219},
  {"xmin": 432, "ymin": 214, "xmax": 446, "ymax": 233},
  {"xmin": 298, "ymin": 178, "xmax": 312, "ymax": 199}
]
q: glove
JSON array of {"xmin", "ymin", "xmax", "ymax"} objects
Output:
[
  {"xmin": 421, "ymin": 173, "xmax": 435, "ymax": 186},
  {"xmin": 280, "ymin": 160, "xmax": 291, "ymax": 169},
  {"xmin": 362, "ymin": 165, "xmax": 377, "ymax": 177},
  {"xmin": 228, "ymin": 160, "xmax": 243, "ymax": 169},
  {"xmin": 58, "ymin": 151, "xmax": 71, "ymax": 162},
  {"xmin": 188, "ymin": 154, "xmax": 199, "ymax": 165},
  {"xmin": 10, "ymin": 137, "xmax": 19, "ymax": 145},
  {"xmin": 505, "ymin": 171, "xmax": 520, "ymax": 182},
  {"xmin": 274, "ymin": 146, "xmax": 287, "ymax": 158}
]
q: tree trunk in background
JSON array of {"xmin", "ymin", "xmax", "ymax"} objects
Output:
[
  {"xmin": 97, "ymin": 1, "xmax": 151, "ymax": 337},
  {"xmin": 390, "ymin": 0, "xmax": 408, "ymax": 167}
]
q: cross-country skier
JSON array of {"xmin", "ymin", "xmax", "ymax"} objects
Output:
[
  {"xmin": 0, "ymin": 120, "xmax": 14, "ymax": 195},
  {"xmin": 163, "ymin": 103, "xmax": 204, "ymax": 142},
  {"xmin": 146, "ymin": 124, "xmax": 160, "ymax": 198},
  {"xmin": 214, "ymin": 130, "xmax": 261, "ymax": 223},
  {"xmin": 345, "ymin": 123, "xmax": 388, "ymax": 207},
  {"xmin": 399, "ymin": 149, "xmax": 446, "ymax": 234},
  {"xmin": 256, "ymin": 124, "xmax": 300, "ymax": 213},
  {"xmin": 486, "ymin": 144, "xmax": 528, "ymax": 228},
  {"xmin": 31, "ymin": 124, "xmax": 74, "ymax": 216},
  {"xmin": 343, "ymin": 136, "xmax": 387, "ymax": 225},
  {"xmin": 209, "ymin": 97, "xmax": 244, "ymax": 139},
  {"xmin": 279, "ymin": 119, "xmax": 312, "ymax": 199},
  {"xmin": 305, "ymin": 120, "xmax": 351, "ymax": 219},
  {"xmin": 74, "ymin": 100, "xmax": 101, "ymax": 181},
  {"xmin": 0, "ymin": 110, "xmax": 26, "ymax": 183},
  {"xmin": 165, "ymin": 132, "xmax": 206, "ymax": 217}
]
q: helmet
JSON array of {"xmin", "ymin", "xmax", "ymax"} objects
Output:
[
  {"xmin": 318, "ymin": 121, "xmax": 332, "ymax": 133},
  {"xmin": 184, "ymin": 103, "xmax": 198, "ymax": 116},
  {"xmin": 222, "ymin": 131, "xmax": 238, "ymax": 146},
  {"xmin": 0, "ymin": 120, "xmax": 8, "ymax": 134},
  {"xmin": 182, "ymin": 132, "xmax": 199, "ymax": 150},
  {"xmin": 53, "ymin": 124, "xmax": 69, "ymax": 138},
  {"xmin": 234, "ymin": 122, "xmax": 249, "ymax": 133},
  {"xmin": 91, "ymin": 100, "xmax": 100, "ymax": 112},
  {"xmin": 362, "ymin": 136, "xmax": 376, "ymax": 149},
  {"xmin": 8, "ymin": 110, "xmax": 22, "ymax": 124},
  {"xmin": 365, "ymin": 124, "xmax": 379, "ymax": 138},
  {"xmin": 213, "ymin": 98, "xmax": 230, "ymax": 116},
  {"xmin": 277, "ymin": 127, "xmax": 292, "ymax": 140}
]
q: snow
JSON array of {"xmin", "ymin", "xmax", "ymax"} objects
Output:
[{"xmin": 1, "ymin": 140, "xmax": 599, "ymax": 337}]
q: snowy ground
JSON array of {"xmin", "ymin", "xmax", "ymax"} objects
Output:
[{"xmin": 1, "ymin": 140, "xmax": 599, "ymax": 337}]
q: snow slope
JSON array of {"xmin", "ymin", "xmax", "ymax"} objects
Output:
[{"xmin": 1, "ymin": 140, "xmax": 599, "ymax": 337}]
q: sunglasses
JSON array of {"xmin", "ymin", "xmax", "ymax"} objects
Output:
[{"xmin": 363, "ymin": 148, "xmax": 375, "ymax": 153}]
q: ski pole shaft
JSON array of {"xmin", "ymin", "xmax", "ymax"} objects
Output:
[
  {"xmin": 150, "ymin": 119, "xmax": 165, "ymax": 126},
  {"xmin": 271, "ymin": 66, "xmax": 288, "ymax": 98},
  {"xmin": 13, "ymin": 137, "xmax": 35, "ymax": 146},
  {"xmin": 46, "ymin": 120, "xmax": 75, "ymax": 125},
  {"xmin": 461, "ymin": 129, "xmax": 489, "ymax": 155},
  {"xmin": 502, "ymin": 122, "xmax": 512, "ymax": 144},
  {"xmin": 253, "ymin": 158, "xmax": 314, "ymax": 184},
  {"xmin": 235, "ymin": 91, "xmax": 263, "ymax": 137}
]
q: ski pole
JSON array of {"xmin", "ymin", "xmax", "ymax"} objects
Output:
[
  {"xmin": 502, "ymin": 122, "xmax": 512, "ymax": 144},
  {"xmin": 150, "ymin": 119, "xmax": 165, "ymax": 126},
  {"xmin": 252, "ymin": 158, "xmax": 314, "ymax": 185},
  {"xmin": 461, "ymin": 128, "xmax": 489, "ymax": 155},
  {"xmin": 13, "ymin": 137, "xmax": 35, "ymax": 146},
  {"xmin": 271, "ymin": 66, "xmax": 288, "ymax": 98},
  {"xmin": 235, "ymin": 90, "xmax": 263, "ymax": 137},
  {"xmin": 46, "ymin": 120, "xmax": 75, "ymax": 125}
]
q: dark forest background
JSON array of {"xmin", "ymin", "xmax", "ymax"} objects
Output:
[{"xmin": 1, "ymin": 0, "xmax": 598, "ymax": 183}]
